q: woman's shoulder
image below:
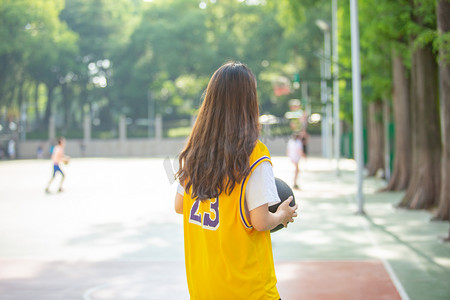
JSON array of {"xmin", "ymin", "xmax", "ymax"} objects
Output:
[
  {"xmin": 254, "ymin": 139, "xmax": 268, "ymax": 151},
  {"xmin": 250, "ymin": 140, "xmax": 271, "ymax": 161}
]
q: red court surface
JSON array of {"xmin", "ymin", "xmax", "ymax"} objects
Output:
[
  {"xmin": 0, "ymin": 260, "xmax": 401, "ymax": 300},
  {"xmin": 276, "ymin": 261, "xmax": 401, "ymax": 300}
]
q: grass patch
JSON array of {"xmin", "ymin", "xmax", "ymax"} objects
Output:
[{"xmin": 167, "ymin": 126, "xmax": 191, "ymax": 138}]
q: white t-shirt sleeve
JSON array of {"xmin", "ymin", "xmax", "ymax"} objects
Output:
[
  {"xmin": 245, "ymin": 161, "xmax": 281, "ymax": 211},
  {"xmin": 177, "ymin": 183, "xmax": 184, "ymax": 196}
]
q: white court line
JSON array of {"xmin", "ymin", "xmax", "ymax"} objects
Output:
[
  {"xmin": 347, "ymin": 196, "xmax": 410, "ymax": 300},
  {"xmin": 360, "ymin": 217, "xmax": 410, "ymax": 300},
  {"xmin": 83, "ymin": 282, "xmax": 110, "ymax": 300}
]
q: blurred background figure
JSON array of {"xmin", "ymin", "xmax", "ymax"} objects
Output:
[
  {"xmin": 7, "ymin": 139, "xmax": 15, "ymax": 160},
  {"xmin": 45, "ymin": 137, "xmax": 70, "ymax": 193},
  {"xmin": 300, "ymin": 129, "xmax": 309, "ymax": 166},
  {"xmin": 36, "ymin": 145, "xmax": 44, "ymax": 159},
  {"xmin": 287, "ymin": 132, "xmax": 304, "ymax": 189},
  {"xmin": 79, "ymin": 142, "xmax": 86, "ymax": 157}
]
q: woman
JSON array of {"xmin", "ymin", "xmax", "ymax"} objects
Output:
[{"xmin": 175, "ymin": 61, "xmax": 298, "ymax": 300}]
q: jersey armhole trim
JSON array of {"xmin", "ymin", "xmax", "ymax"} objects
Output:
[{"xmin": 239, "ymin": 156, "xmax": 272, "ymax": 228}]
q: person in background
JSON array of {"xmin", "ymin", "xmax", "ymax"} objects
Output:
[
  {"xmin": 8, "ymin": 139, "xmax": 15, "ymax": 159},
  {"xmin": 300, "ymin": 129, "xmax": 309, "ymax": 163},
  {"xmin": 45, "ymin": 137, "xmax": 70, "ymax": 193},
  {"xmin": 287, "ymin": 132, "xmax": 304, "ymax": 189},
  {"xmin": 37, "ymin": 145, "xmax": 44, "ymax": 159}
]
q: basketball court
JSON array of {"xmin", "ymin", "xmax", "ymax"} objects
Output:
[
  {"xmin": 0, "ymin": 157, "xmax": 449, "ymax": 299},
  {"xmin": 0, "ymin": 260, "xmax": 400, "ymax": 300}
]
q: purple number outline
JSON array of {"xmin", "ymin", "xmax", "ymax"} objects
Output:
[
  {"xmin": 189, "ymin": 200, "xmax": 202, "ymax": 226},
  {"xmin": 203, "ymin": 197, "xmax": 219, "ymax": 230},
  {"xmin": 188, "ymin": 197, "xmax": 220, "ymax": 230}
]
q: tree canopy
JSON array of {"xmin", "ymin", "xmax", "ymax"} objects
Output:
[{"xmin": 0, "ymin": 0, "xmax": 330, "ymax": 136}]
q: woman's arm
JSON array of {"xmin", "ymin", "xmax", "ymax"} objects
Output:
[
  {"xmin": 246, "ymin": 161, "xmax": 298, "ymax": 231},
  {"xmin": 175, "ymin": 193, "xmax": 183, "ymax": 214},
  {"xmin": 250, "ymin": 196, "xmax": 298, "ymax": 232}
]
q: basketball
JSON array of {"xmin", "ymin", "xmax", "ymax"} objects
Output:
[{"xmin": 269, "ymin": 178, "xmax": 296, "ymax": 233}]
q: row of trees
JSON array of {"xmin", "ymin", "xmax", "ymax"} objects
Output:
[
  {"xmin": 337, "ymin": 0, "xmax": 449, "ymax": 221},
  {"xmin": 0, "ymin": 0, "xmax": 329, "ymax": 137}
]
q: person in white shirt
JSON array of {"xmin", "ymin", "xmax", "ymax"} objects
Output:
[{"xmin": 287, "ymin": 132, "xmax": 304, "ymax": 189}]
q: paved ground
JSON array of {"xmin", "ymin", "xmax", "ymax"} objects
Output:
[{"xmin": 0, "ymin": 156, "xmax": 449, "ymax": 299}]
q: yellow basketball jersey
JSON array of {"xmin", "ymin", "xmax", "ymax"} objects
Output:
[{"xmin": 182, "ymin": 140, "xmax": 280, "ymax": 300}]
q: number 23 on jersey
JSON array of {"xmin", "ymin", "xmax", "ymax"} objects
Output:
[{"xmin": 189, "ymin": 197, "xmax": 220, "ymax": 230}]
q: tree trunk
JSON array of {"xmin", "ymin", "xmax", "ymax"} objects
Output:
[
  {"xmin": 0, "ymin": 54, "xmax": 11, "ymax": 105},
  {"xmin": 81, "ymin": 84, "xmax": 89, "ymax": 127},
  {"xmin": 366, "ymin": 100, "xmax": 385, "ymax": 176},
  {"xmin": 8, "ymin": 84, "xmax": 18, "ymax": 108},
  {"xmin": 61, "ymin": 83, "xmax": 70, "ymax": 131},
  {"xmin": 34, "ymin": 82, "xmax": 41, "ymax": 129},
  {"xmin": 43, "ymin": 85, "xmax": 55, "ymax": 128},
  {"xmin": 385, "ymin": 52, "xmax": 412, "ymax": 191},
  {"xmin": 17, "ymin": 80, "xmax": 24, "ymax": 110},
  {"xmin": 399, "ymin": 42, "xmax": 441, "ymax": 209},
  {"xmin": 435, "ymin": 0, "xmax": 450, "ymax": 221}
]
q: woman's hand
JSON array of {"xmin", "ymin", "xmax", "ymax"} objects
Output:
[
  {"xmin": 250, "ymin": 196, "xmax": 298, "ymax": 232},
  {"xmin": 275, "ymin": 196, "xmax": 298, "ymax": 228}
]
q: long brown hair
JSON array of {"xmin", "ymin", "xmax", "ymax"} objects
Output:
[{"xmin": 176, "ymin": 61, "xmax": 260, "ymax": 200}]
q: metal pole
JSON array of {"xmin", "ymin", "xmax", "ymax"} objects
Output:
[
  {"xmin": 301, "ymin": 81, "xmax": 309, "ymax": 128},
  {"xmin": 320, "ymin": 51, "xmax": 327, "ymax": 157},
  {"xmin": 384, "ymin": 100, "xmax": 391, "ymax": 181},
  {"xmin": 325, "ymin": 30, "xmax": 333, "ymax": 160},
  {"xmin": 332, "ymin": 0, "xmax": 341, "ymax": 176},
  {"xmin": 316, "ymin": 20, "xmax": 331, "ymax": 159},
  {"xmin": 350, "ymin": 0, "xmax": 365, "ymax": 214}
]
